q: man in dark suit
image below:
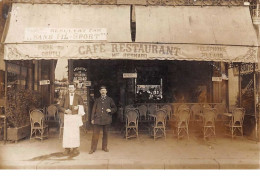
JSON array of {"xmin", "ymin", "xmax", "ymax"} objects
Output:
[
  {"xmin": 89, "ymin": 86, "xmax": 117, "ymax": 154},
  {"xmin": 59, "ymin": 83, "xmax": 84, "ymax": 155}
]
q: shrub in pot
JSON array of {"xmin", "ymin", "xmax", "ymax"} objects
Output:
[{"xmin": 6, "ymin": 89, "xmax": 42, "ymax": 142}]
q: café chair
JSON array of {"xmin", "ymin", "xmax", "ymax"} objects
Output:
[
  {"xmin": 150, "ymin": 109, "xmax": 167, "ymax": 140},
  {"xmin": 175, "ymin": 108, "xmax": 191, "ymax": 140},
  {"xmin": 147, "ymin": 104, "xmax": 157, "ymax": 120},
  {"xmin": 202, "ymin": 108, "xmax": 217, "ymax": 140},
  {"xmin": 161, "ymin": 104, "xmax": 172, "ymax": 120},
  {"xmin": 45, "ymin": 104, "xmax": 59, "ymax": 121},
  {"xmin": 214, "ymin": 104, "xmax": 227, "ymax": 123},
  {"xmin": 138, "ymin": 104, "xmax": 148, "ymax": 121},
  {"xmin": 191, "ymin": 104, "xmax": 202, "ymax": 124},
  {"xmin": 30, "ymin": 109, "xmax": 48, "ymax": 142},
  {"xmin": 125, "ymin": 109, "xmax": 139, "ymax": 140},
  {"xmin": 225, "ymin": 108, "xmax": 245, "ymax": 139},
  {"xmin": 177, "ymin": 104, "xmax": 189, "ymax": 112}
]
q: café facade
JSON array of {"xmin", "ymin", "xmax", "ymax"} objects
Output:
[{"xmin": 1, "ymin": 0, "xmax": 259, "ymax": 135}]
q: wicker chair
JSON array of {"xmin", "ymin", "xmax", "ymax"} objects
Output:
[
  {"xmin": 150, "ymin": 109, "xmax": 167, "ymax": 140},
  {"xmin": 161, "ymin": 104, "xmax": 172, "ymax": 120},
  {"xmin": 125, "ymin": 109, "xmax": 139, "ymax": 139},
  {"xmin": 225, "ymin": 108, "xmax": 245, "ymax": 139},
  {"xmin": 30, "ymin": 109, "xmax": 48, "ymax": 141},
  {"xmin": 46, "ymin": 105, "xmax": 59, "ymax": 121},
  {"xmin": 175, "ymin": 108, "xmax": 191, "ymax": 140},
  {"xmin": 202, "ymin": 108, "xmax": 217, "ymax": 139},
  {"xmin": 191, "ymin": 104, "xmax": 202, "ymax": 124},
  {"xmin": 138, "ymin": 104, "xmax": 148, "ymax": 121}
]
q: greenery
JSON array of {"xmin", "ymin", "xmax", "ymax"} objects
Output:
[{"xmin": 6, "ymin": 89, "xmax": 42, "ymax": 128}]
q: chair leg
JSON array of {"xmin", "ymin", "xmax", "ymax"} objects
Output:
[
  {"xmin": 187, "ymin": 127, "xmax": 189, "ymax": 140},
  {"xmin": 30, "ymin": 128, "xmax": 33, "ymax": 140},
  {"xmin": 154, "ymin": 128, "xmax": 156, "ymax": 141},
  {"xmin": 231, "ymin": 127, "xmax": 234, "ymax": 139},
  {"xmin": 164, "ymin": 127, "xmax": 166, "ymax": 140}
]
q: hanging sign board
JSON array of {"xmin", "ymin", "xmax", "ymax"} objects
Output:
[
  {"xmin": 39, "ymin": 80, "xmax": 50, "ymax": 85},
  {"xmin": 123, "ymin": 73, "xmax": 137, "ymax": 78},
  {"xmin": 212, "ymin": 77, "xmax": 222, "ymax": 82},
  {"xmin": 85, "ymin": 81, "xmax": 92, "ymax": 87}
]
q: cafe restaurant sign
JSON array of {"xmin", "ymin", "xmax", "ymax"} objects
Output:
[{"xmin": 4, "ymin": 42, "xmax": 258, "ymax": 63}]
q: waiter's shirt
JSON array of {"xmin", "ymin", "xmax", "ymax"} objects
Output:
[{"xmin": 70, "ymin": 93, "xmax": 74, "ymax": 105}]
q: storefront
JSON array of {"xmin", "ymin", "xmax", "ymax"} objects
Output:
[{"xmin": 2, "ymin": 3, "xmax": 259, "ymax": 132}]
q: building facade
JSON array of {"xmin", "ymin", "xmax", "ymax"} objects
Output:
[{"xmin": 0, "ymin": 0, "xmax": 259, "ymax": 138}]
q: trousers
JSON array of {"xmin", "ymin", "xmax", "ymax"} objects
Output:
[{"xmin": 90, "ymin": 124, "xmax": 109, "ymax": 151}]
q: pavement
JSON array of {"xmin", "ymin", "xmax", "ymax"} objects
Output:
[{"xmin": 0, "ymin": 125, "xmax": 259, "ymax": 169}]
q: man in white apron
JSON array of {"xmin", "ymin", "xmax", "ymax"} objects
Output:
[{"xmin": 59, "ymin": 83, "xmax": 85, "ymax": 155}]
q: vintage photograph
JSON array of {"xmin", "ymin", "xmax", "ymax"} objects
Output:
[{"xmin": 0, "ymin": 0, "xmax": 259, "ymax": 171}]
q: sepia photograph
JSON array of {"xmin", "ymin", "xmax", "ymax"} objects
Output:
[{"xmin": 0, "ymin": 0, "xmax": 259, "ymax": 174}]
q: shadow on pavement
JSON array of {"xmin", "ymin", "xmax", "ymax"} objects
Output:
[{"xmin": 28, "ymin": 152, "xmax": 80, "ymax": 161}]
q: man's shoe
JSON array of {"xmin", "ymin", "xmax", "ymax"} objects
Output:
[
  {"xmin": 89, "ymin": 150, "xmax": 95, "ymax": 154},
  {"xmin": 102, "ymin": 148, "xmax": 109, "ymax": 152},
  {"xmin": 63, "ymin": 148, "xmax": 70, "ymax": 155}
]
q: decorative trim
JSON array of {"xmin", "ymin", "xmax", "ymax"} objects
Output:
[{"xmin": 7, "ymin": 0, "xmax": 249, "ymax": 6}]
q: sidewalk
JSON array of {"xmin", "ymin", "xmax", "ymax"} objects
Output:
[{"xmin": 0, "ymin": 128, "xmax": 259, "ymax": 169}]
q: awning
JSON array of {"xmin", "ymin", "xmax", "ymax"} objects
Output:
[
  {"xmin": 135, "ymin": 6, "xmax": 258, "ymax": 63},
  {"xmin": 3, "ymin": 3, "xmax": 132, "ymax": 60},
  {"xmin": 3, "ymin": 4, "xmax": 259, "ymax": 63}
]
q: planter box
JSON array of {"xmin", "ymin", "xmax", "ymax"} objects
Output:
[{"xmin": 7, "ymin": 124, "xmax": 31, "ymax": 143}]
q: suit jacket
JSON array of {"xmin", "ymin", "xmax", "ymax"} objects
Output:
[
  {"xmin": 91, "ymin": 96, "xmax": 117, "ymax": 125},
  {"xmin": 59, "ymin": 93, "xmax": 84, "ymax": 121}
]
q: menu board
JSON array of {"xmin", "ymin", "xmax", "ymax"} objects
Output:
[{"xmin": 73, "ymin": 67, "xmax": 89, "ymax": 120}]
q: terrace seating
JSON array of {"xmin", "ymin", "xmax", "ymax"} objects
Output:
[
  {"xmin": 191, "ymin": 104, "xmax": 202, "ymax": 124},
  {"xmin": 174, "ymin": 108, "xmax": 191, "ymax": 140},
  {"xmin": 125, "ymin": 109, "xmax": 139, "ymax": 139},
  {"xmin": 202, "ymin": 108, "xmax": 217, "ymax": 139},
  {"xmin": 30, "ymin": 109, "xmax": 48, "ymax": 141},
  {"xmin": 150, "ymin": 109, "xmax": 167, "ymax": 140},
  {"xmin": 225, "ymin": 108, "xmax": 245, "ymax": 139}
]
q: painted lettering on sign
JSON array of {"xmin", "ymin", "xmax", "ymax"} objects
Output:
[
  {"xmin": 111, "ymin": 43, "xmax": 181, "ymax": 56},
  {"xmin": 198, "ymin": 46, "xmax": 227, "ymax": 59},
  {"xmin": 78, "ymin": 44, "xmax": 106, "ymax": 54},
  {"xmin": 24, "ymin": 28, "xmax": 107, "ymax": 41}
]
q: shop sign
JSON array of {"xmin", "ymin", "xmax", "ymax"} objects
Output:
[
  {"xmin": 39, "ymin": 80, "xmax": 50, "ymax": 85},
  {"xmin": 233, "ymin": 63, "xmax": 258, "ymax": 76},
  {"xmin": 123, "ymin": 73, "xmax": 137, "ymax": 78},
  {"xmin": 85, "ymin": 81, "xmax": 91, "ymax": 87},
  {"xmin": 212, "ymin": 77, "xmax": 222, "ymax": 82},
  {"xmin": 5, "ymin": 43, "xmax": 258, "ymax": 63},
  {"xmin": 24, "ymin": 28, "xmax": 107, "ymax": 41}
]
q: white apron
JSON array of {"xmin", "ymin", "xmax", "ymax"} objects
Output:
[{"xmin": 62, "ymin": 105, "xmax": 85, "ymax": 148}]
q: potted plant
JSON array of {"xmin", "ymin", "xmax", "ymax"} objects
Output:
[{"xmin": 6, "ymin": 89, "xmax": 42, "ymax": 142}]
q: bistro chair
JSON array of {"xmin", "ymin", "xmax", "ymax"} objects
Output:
[
  {"xmin": 45, "ymin": 104, "xmax": 59, "ymax": 121},
  {"xmin": 202, "ymin": 108, "xmax": 217, "ymax": 140},
  {"xmin": 161, "ymin": 104, "xmax": 172, "ymax": 120},
  {"xmin": 150, "ymin": 109, "xmax": 167, "ymax": 140},
  {"xmin": 125, "ymin": 109, "xmax": 139, "ymax": 140},
  {"xmin": 174, "ymin": 108, "xmax": 191, "ymax": 140},
  {"xmin": 138, "ymin": 104, "xmax": 148, "ymax": 121},
  {"xmin": 147, "ymin": 104, "xmax": 157, "ymax": 120},
  {"xmin": 214, "ymin": 104, "xmax": 227, "ymax": 123},
  {"xmin": 30, "ymin": 109, "xmax": 48, "ymax": 142},
  {"xmin": 225, "ymin": 108, "xmax": 245, "ymax": 139},
  {"xmin": 177, "ymin": 104, "xmax": 189, "ymax": 112},
  {"xmin": 191, "ymin": 104, "xmax": 202, "ymax": 125}
]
